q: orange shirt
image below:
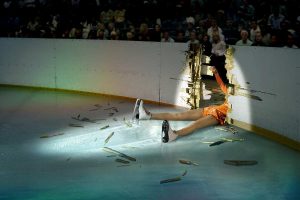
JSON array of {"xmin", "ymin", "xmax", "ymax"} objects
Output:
[{"xmin": 203, "ymin": 72, "xmax": 228, "ymax": 124}]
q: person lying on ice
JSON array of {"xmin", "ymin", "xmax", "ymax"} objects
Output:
[{"xmin": 132, "ymin": 66, "xmax": 228, "ymax": 143}]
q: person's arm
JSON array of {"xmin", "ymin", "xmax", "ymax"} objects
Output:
[{"xmin": 210, "ymin": 66, "xmax": 227, "ymax": 94}]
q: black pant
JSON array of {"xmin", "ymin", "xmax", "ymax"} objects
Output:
[{"xmin": 210, "ymin": 54, "xmax": 228, "ymax": 84}]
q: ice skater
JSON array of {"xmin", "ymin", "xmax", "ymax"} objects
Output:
[{"xmin": 132, "ymin": 66, "xmax": 228, "ymax": 143}]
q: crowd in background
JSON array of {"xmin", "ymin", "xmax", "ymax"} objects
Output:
[{"xmin": 1, "ymin": 0, "xmax": 300, "ymax": 48}]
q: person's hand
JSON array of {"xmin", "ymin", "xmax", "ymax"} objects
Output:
[{"xmin": 210, "ymin": 66, "xmax": 217, "ymax": 74}]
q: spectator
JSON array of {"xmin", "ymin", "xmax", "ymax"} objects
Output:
[
  {"xmin": 161, "ymin": 31, "xmax": 174, "ymax": 42},
  {"xmin": 251, "ymin": 32, "xmax": 266, "ymax": 46},
  {"xmin": 284, "ymin": 32, "xmax": 298, "ymax": 48},
  {"xmin": 207, "ymin": 19, "xmax": 224, "ymax": 42},
  {"xmin": 185, "ymin": 16, "xmax": 195, "ymax": 38},
  {"xmin": 175, "ymin": 30, "xmax": 186, "ymax": 42},
  {"xmin": 250, "ymin": 20, "xmax": 261, "ymax": 41},
  {"xmin": 201, "ymin": 34, "xmax": 212, "ymax": 56},
  {"xmin": 237, "ymin": 0, "xmax": 256, "ymax": 22},
  {"xmin": 268, "ymin": 6, "xmax": 285, "ymax": 30},
  {"xmin": 26, "ymin": 16, "xmax": 40, "ymax": 37},
  {"xmin": 110, "ymin": 30, "xmax": 119, "ymax": 40},
  {"xmin": 187, "ymin": 31, "xmax": 199, "ymax": 45},
  {"xmin": 269, "ymin": 33, "xmax": 281, "ymax": 47},
  {"xmin": 126, "ymin": 31, "xmax": 135, "ymax": 40},
  {"xmin": 81, "ymin": 18, "xmax": 91, "ymax": 39},
  {"xmin": 235, "ymin": 30, "xmax": 253, "ymax": 46},
  {"xmin": 138, "ymin": 23, "xmax": 150, "ymax": 41},
  {"xmin": 260, "ymin": 27, "xmax": 272, "ymax": 46},
  {"xmin": 222, "ymin": 19, "xmax": 239, "ymax": 45},
  {"xmin": 150, "ymin": 24, "xmax": 162, "ymax": 42},
  {"xmin": 210, "ymin": 33, "xmax": 227, "ymax": 83},
  {"xmin": 96, "ymin": 23, "xmax": 108, "ymax": 39}
]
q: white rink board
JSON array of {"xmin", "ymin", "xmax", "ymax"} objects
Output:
[{"xmin": 229, "ymin": 46, "xmax": 300, "ymax": 142}]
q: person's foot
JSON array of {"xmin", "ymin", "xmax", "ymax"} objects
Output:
[
  {"xmin": 162, "ymin": 120, "xmax": 178, "ymax": 143},
  {"xmin": 132, "ymin": 99, "xmax": 151, "ymax": 120}
]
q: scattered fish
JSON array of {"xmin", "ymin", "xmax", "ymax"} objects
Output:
[
  {"xmin": 108, "ymin": 113, "xmax": 114, "ymax": 116},
  {"xmin": 119, "ymin": 101, "xmax": 125, "ymax": 104},
  {"xmin": 69, "ymin": 123, "xmax": 84, "ymax": 128},
  {"xmin": 115, "ymin": 158, "xmax": 130, "ymax": 164},
  {"xmin": 66, "ymin": 157, "xmax": 71, "ymax": 161},
  {"xmin": 224, "ymin": 160, "xmax": 258, "ymax": 166},
  {"xmin": 201, "ymin": 138, "xmax": 244, "ymax": 146},
  {"xmin": 182, "ymin": 170, "xmax": 188, "ymax": 177},
  {"xmin": 160, "ymin": 177, "xmax": 181, "ymax": 184},
  {"xmin": 72, "ymin": 116, "xmax": 97, "ymax": 123},
  {"xmin": 179, "ymin": 159, "xmax": 199, "ymax": 166},
  {"xmin": 94, "ymin": 138, "xmax": 98, "ymax": 142},
  {"xmin": 209, "ymin": 140, "xmax": 226, "ymax": 146},
  {"xmin": 215, "ymin": 126, "xmax": 238, "ymax": 134},
  {"xmin": 100, "ymin": 125, "xmax": 110, "ymax": 130},
  {"xmin": 106, "ymin": 155, "xmax": 117, "ymax": 158},
  {"xmin": 113, "ymin": 118, "xmax": 118, "ymax": 121},
  {"xmin": 123, "ymin": 118, "xmax": 132, "ymax": 127},
  {"xmin": 104, "ymin": 132, "xmax": 114, "ymax": 144},
  {"xmin": 221, "ymin": 138, "xmax": 245, "ymax": 142},
  {"xmin": 40, "ymin": 133, "xmax": 64, "ymax": 139},
  {"xmin": 160, "ymin": 170, "xmax": 188, "ymax": 184},
  {"xmin": 117, "ymin": 165, "xmax": 130, "ymax": 167},
  {"xmin": 200, "ymin": 141, "xmax": 214, "ymax": 144},
  {"xmin": 103, "ymin": 147, "xmax": 136, "ymax": 162}
]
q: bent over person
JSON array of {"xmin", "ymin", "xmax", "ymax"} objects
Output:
[{"xmin": 132, "ymin": 66, "xmax": 228, "ymax": 143}]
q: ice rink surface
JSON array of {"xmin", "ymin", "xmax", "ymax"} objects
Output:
[{"xmin": 0, "ymin": 86, "xmax": 300, "ymax": 200}]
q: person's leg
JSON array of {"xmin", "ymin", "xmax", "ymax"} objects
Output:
[
  {"xmin": 151, "ymin": 108, "xmax": 204, "ymax": 121},
  {"xmin": 175, "ymin": 115, "xmax": 218, "ymax": 136},
  {"xmin": 162, "ymin": 115, "xmax": 219, "ymax": 143}
]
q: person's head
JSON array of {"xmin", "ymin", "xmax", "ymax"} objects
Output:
[
  {"xmin": 139, "ymin": 23, "xmax": 148, "ymax": 34},
  {"xmin": 250, "ymin": 20, "xmax": 258, "ymax": 30},
  {"xmin": 240, "ymin": 30, "xmax": 249, "ymax": 41},
  {"xmin": 163, "ymin": 31, "xmax": 170, "ymax": 40},
  {"xmin": 155, "ymin": 24, "xmax": 161, "ymax": 32},
  {"xmin": 110, "ymin": 30, "xmax": 118, "ymax": 40},
  {"xmin": 211, "ymin": 19, "xmax": 217, "ymax": 28},
  {"xmin": 286, "ymin": 33, "xmax": 295, "ymax": 47},
  {"xmin": 126, "ymin": 31, "xmax": 134, "ymax": 40},
  {"xmin": 202, "ymin": 34, "xmax": 209, "ymax": 42},
  {"xmin": 107, "ymin": 22, "xmax": 115, "ymax": 31},
  {"xmin": 189, "ymin": 31, "xmax": 197, "ymax": 41},
  {"xmin": 255, "ymin": 32, "xmax": 263, "ymax": 42},
  {"xmin": 270, "ymin": 33, "xmax": 280, "ymax": 46},
  {"xmin": 97, "ymin": 30, "xmax": 104, "ymax": 39},
  {"xmin": 176, "ymin": 31, "xmax": 185, "ymax": 42},
  {"xmin": 212, "ymin": 32, "xmax": 220, "ymax": 43}
]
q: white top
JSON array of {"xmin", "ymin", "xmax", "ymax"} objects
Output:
[
  {"xmin": 207, "ymin": 27, "xmax": 224, "ymax": 42},
  {"xmin": 212, "ymin": 41, "xmax": 226, "ymax": 56},
  {"xmin": 161, "ymin": 38, "xmax": 175, "ymax": 42},
  {"xmin": 235, "ymin": 39, "xmax": 253, "ymax": 46},
  {"xmin": 268, "ymin": 14, "xmax": 285, "ymax": 30},
  {"xmin": 250, "ymin": 26, "xmax": 261, "ymax": 41}
]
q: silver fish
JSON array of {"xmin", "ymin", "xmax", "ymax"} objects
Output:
[
  {"xmin": 160, "ymin": 177, "xmax": 181, "ymax": 184},
  {"xmin": 104, "ymin": 132, "xmax": 114, "ymax": 144},
  {"xmin": 100, "ymin": 125, "xmax": 109, "ymax": 130}
]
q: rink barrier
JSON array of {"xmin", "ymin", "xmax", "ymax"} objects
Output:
[
  {"xmin": 0, "ymin": 38, "xmax": 299, "ymax": 150},
  {"xmin": 231, "ymin": 119, "xmax": 300, "ymax": 151}
]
